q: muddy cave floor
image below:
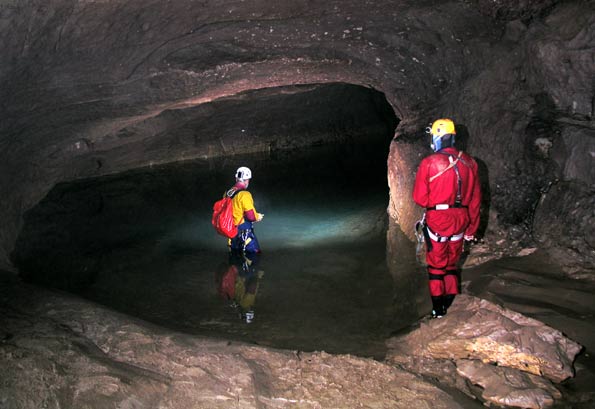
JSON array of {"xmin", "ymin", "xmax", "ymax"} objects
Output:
[{"xmin": 2, "ymin": 243, "xmax": 595, "ymax": 407}]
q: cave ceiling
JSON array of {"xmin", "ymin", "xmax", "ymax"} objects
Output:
[{"xmin": 0, "ymin": 0, "xmax": 593, "ymax": 271}]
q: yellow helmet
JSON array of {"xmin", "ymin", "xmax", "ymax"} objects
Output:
[
  {"xmin": 430, "ymin": 118, "xmax": 456, "ymax": 137},
  {"xmin": 427, "ymin": 118, "xmax": 456, "ymax": 151}
]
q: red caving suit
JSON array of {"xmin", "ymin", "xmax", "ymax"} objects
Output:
[{"xmin": 413, "ymin": 146, "xmax": 481, "ymax": 298}]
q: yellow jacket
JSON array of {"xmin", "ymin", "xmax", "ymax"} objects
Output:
[{"xmin": 231, "ymin": 190, "xmax": 258, "ymax": 225}]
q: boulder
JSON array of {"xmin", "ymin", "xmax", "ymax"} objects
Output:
[
  {"xmin": 386, "ymin": 294, "xmax": 582, "ymax": 383},
  {"xmin": 456, "ymin": 359, "xmax": 562, "ymax": 409}
]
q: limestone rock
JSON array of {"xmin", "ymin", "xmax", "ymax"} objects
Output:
[
  {"xmin": 456, "ymin": 359, "xmax": 562, "ymax": 409},
  {"xmin": 524, "ymin": 3, "xmax": 594, "ymax": 119},
  {"xmin": 386, "ymin": 294, "xmax": 582, "ymax": 383},
  {"xmin": 0, "ymin": 272, "xmax": 467, "ymax": 409},
  {"xmin": 475, "ymin": 0, "xmax": 558, "ymax": 21},
  {"xmin": 533, "ymin": 180, "xmax": 595, "ymax": 278}
]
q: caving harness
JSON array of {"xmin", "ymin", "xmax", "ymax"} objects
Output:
[
  {"xmin": 414, "ymin": 150, "xmax": 471, "ymax": 260},
  {"xmin": 236, "ymin": 227, "xmax": 256, "ymax": 253},
  {"xmin": 414, "ymin": 214, "xmax": 428, "ymax": 265},
  {"xmin": 226, "ymin": 186, "xmax": 261, "ymax": 255}
]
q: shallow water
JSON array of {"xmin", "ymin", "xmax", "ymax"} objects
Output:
[{"xmin": 14, "ymin": 142, "xmax": 425, "ymax": 358}]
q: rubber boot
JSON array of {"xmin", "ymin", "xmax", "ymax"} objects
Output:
[
  {"xmin": 443, "ymin": 294, "xmax": 456, "ymax": 313},
  {"xmin": 431, "ymin": 296, "xmax": 445, "ymax": 318}
]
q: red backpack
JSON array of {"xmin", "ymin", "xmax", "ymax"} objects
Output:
[
  {"xmin": 216, "ymin": 264, "xmax": 239, "ymax": 300},
  {"xmin": 212, "ymin": 188, "xmax": 240, "ymax": 238}
]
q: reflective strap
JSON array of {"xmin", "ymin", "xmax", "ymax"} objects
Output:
[
  {"xmin": 450, "ymin": 232, "xmax": 464, "ymax": 242},
  {"xmin": 426, "ymin": 203, "xmax": 468, "ymax": 211},
  {"xmin": 426, "ymin": 226, "xmax": 465, "ymax": 243}
]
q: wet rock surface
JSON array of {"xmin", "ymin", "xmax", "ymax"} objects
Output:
[
  {"xmin": 386, "ymin": 250, "xmax": 595, "ymax": 409},
  {"xmin": 388, "ymin": 295, "xmax": 581, "ymax": 382},
  {"xmin": 4, "ymin": 249, "xmax": 595, "ymax": 408},
  {"xmin": 0, "ymin": 271, "xmax": 470, "ymax": 409},
  {"xmin": 455, "ymin": 360, "xmax": 562, "ymax": 409},
  {"xmin": 386, "ymin": 294, "xmax": 583, "ymax": 408}
]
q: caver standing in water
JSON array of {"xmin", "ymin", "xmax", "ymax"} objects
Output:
[
  {"xmin": 226, "ymin": 166, "xmax": 264, "ymax": 322},
  {"xmin": 227, "ymin": 166, "xmax": 264, "ymax": 254},
  {"xmin": 412, "ymin": 119, "xmax": 481, "ymax": 318}
]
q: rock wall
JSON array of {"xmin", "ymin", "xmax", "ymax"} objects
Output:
[
  {"xmin": 0, "ymin": 0, "xmax": 593, "ymax": 273},
  {"xmin": 390, "ymin": 1, "xmax": 595, "ymax": 273}
]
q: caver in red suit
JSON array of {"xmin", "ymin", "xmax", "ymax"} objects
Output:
[{"xmin": 412, "ymin": 118, "xmax": 481, "ymax": 318}]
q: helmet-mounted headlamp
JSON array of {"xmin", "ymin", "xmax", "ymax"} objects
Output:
[{"xmin": 427, "ymin": 119, "xmax": 456, "ymax": 152}]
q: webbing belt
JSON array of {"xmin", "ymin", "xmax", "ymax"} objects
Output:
[
  {"xmin": 426, "ymin": 226, "xmax": 464, "ymax": 243},
  {"xmin": 428, "ymin": 270, "xmax": 459, "ymax": 280},
  {"xmin": 426, "ymin": 203, "xmax": 468, "ymax": 211}
]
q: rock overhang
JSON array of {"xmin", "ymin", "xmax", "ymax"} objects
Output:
[
  {"xmin": 1, "ymin": 0, "xmax": 594, "ymax": 273},
  {"xmin": 0, "ymin": 0, "xmax": 500, "ymax": 265}
]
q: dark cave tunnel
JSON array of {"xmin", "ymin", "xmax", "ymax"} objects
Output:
[
  {"xmin": 11, "ymin": 82, "xmax": 423, "ymax": 358},
  {"xmin": 2, "ymin": 1, "xmax": 594, "ymax": 406}
]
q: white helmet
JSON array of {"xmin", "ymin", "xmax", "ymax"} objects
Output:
[{"xmin": 235, "ymin": 166, "xmax": 252, "ymax": 181}]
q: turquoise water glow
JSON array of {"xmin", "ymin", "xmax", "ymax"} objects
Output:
[{"xmin": 14, "ymin": 143, "xmax": 425, "ymax": 358}]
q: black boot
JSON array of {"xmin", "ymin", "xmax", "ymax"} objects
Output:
[
  {"xmin": 431, "ymin": 296, "xmax": 445, "ymax": 318},
  {"xmin": 443, "ymin": 294, "xmax": 456, "ymax": 313}
]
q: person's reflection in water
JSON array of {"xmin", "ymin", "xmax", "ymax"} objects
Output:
[
  {"xmin": 230, "ymin": 250, "xmax": 263, "ymax": 323},
  {"xmin": 216, "ymin": 251, "xmax": 264, "ymax": 323}
]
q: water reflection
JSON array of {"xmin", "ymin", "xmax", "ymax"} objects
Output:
[
  {"xmin": 217, "ymin": 249, "xmax": 264, "ymax": 324},
  {"xmin": 13, "ymin": 142, "xmax": 427, "ymax": 358}
]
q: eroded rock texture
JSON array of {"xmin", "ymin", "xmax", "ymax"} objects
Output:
[
  {"xmin": 0, "ymin": 0, "xmax": 593, "ymax": 275},
  {"xmin": 0, "ymin": 273, "xmax": 468, "ymax": 409},
  {"xmin": 386, "ymin": 294, "xmax": 582, "ymax": 408},
  {"xmin": 456, "ymin": 360, "xmax": 562, "ymax": 409},
  {"xmin": 389, "ymin": 1, "xmax": 595, "ymax": 272}
]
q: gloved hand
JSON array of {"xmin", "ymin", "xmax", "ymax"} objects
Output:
[
  {"xmin": 464, "ymin": 234, "xmax": 475, "ymax": 242},
  {"xmin": 256, "ymin": 213, "xmax": 264, "ymax": 222}
]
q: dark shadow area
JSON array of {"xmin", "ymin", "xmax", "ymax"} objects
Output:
[{"xmin": 100, "ymin": 82, "xmax": 401, "ymax": 165}]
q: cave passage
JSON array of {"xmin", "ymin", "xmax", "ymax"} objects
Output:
[
  {"xmin": 13, "ymin": 142, "xmax": 426, "ymax": 358},
  {"xmin": 12, "ymin": 84, "xmax": 427, "ymax": 358}
]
